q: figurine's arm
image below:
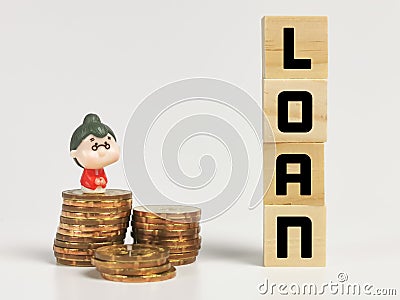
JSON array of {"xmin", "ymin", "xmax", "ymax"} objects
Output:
[{"xmin": 99, "ymin": 169, "xmax": 108, "ymax": 188}]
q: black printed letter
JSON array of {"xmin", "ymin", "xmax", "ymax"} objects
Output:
[
  {"xmin": 283, "ymin": 28, "xmax": 311, "ymax": 69},
  {"xmin": 277, "ymin": 216, "xmax": 312, "ymax": 258},
  {"xmin": 276, "ymin": 154, "xmax": 311, "ymax": 195},
  {"xmin": 277, "ymin": 91, "xmax": 313, "ymax": 133}
]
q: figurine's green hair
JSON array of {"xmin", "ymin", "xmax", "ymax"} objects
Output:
[{"xmin": 70, "ymin": 113, "xmax": 116, "ymax": 167}]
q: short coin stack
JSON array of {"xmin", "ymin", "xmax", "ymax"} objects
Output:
[
  {"xmin": 53, "ymin": 189, "xmax": 132, "ymax": 266},
  {"xmin": 131, "ymin": 205, "xmax": 201, "ymax": 266},
  {"xmin": 92, "ymin": 244, "xmax": 176, "ymax": 282}
]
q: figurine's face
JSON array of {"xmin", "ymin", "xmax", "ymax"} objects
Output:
[{"xmin": 70, "ymin": 134, "xmax": 120, "ymax": 169}]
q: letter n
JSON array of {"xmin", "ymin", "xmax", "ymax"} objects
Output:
[{"xmin": 277, "ymin": 216, "xmax": 312, "ymax": 258}]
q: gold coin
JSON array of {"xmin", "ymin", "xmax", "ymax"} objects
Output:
[
  {"xmin": 60, "ymin": 216, "xmax": 130, "ymax": 225},
  {"xmin": 133, "ymin": 214, "xmax": 201, "ymax": 223},
  {"xmin": 132, "ymin": 227, "xmax": 200, "ymax": 237},
  {"xmin": 53, "ymin": 245, "xmax": 95, "ymax": 255},
  {"xmin": 96, "ymin": 262, "xmax": 172, "ymax": 276},
  {"xmin": 56, "ymin": 258, "xmax": 93, "ymax": 267},
  {"xmin": 63, "ymin": 198, "xmax": 132, "ymax": 208},
  {"xmin": 168, "ymin": 250, "xmax": 199, "ymax": 259},
  {"xmin": 59, "ymin": 222, "xmax": 128, "ymax": 232},
  {"xmin": 100, "ymin": 267, "xmax": 176, "ymax": 283},
  {"xmin": 54, "ymin": 239, "xmax": 123, "ymax": 249},
  {"xmin": 91, "ymin": 257, "xmax": 168, "ymax": 269},
  {"xmin": 132, "ymin": 233, "xmax": 200, "ymax": 242},
  {"xmin": 133, "ymin": 205, "xmax": 201, "ymax": 216},
  {"xmin": 132, "ymin": 215, "xmax": 200, "ymax": 224},
  {"xmin": 62, "ymin": 204, "xmax": 131, "ymax": 213},
  {"xmin": 54, "ymin": 252, "xmax": 93, "ymax": 260},
  {"xmin": 134, "ymin": 237, "xmax": 201, "ymax": 247},
  {"xmin": 131, "ymin": 221, "xmax": 199, "ymax": 230},
  {"xmin": 169, "ymin": 257, "xmax": 196, "ymax": 266},
  {"xmin": 167, "ymin": 244, "xmax": 201, "ymax": 253},
  {"xmin": 62, "ymin": 189, "xmax": 132, "ymax": 200},
  {"xmin": 57, "ymin": 228, "xmax": 126, "ymax": 237},
  {"xmin": 95, "ymin": 244, "xmax": 169, "ymax": 262},
  {"xmin": 56, "ymin": 233, "xmax": 125, "ymax": 243},
  {"xmin": 133, "ymin": 205, "xmax": 201, "ymax": 221},
  {"xmin": 61, "ymin": 211, "xmax": 130, "ymax": 219}
]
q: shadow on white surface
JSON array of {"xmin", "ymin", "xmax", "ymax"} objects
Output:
[
  {"xmin": 83, "ymin": 268, "xmax": 103, "ymax": 280},
  {"xmin": 202, "ymin": 241, "xmax": 263, "ymax": 266},
  {"xmin": 1, "ymin": 243, "xmax": 55, "ymax": 266}
]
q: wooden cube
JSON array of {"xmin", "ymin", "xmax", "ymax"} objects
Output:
[
  {"xmin": 263, "ymin": 79, "xmax": 327, "ymax": 143},
  {"xmin": 262, "ymin": 16, "xmax": 328, "ymax": 79},
  {"xmin": 264, "ymin": 143, "xmax": 324, "ymax": 205},
  {"xmin": 264, "ymin": 204, "xmax": 326, "ymax": 267}
]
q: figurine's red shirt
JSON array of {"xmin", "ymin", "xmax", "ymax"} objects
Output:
[{"xmin": 80, "ymin": 168, "xmax": 108, "ymax": 190}]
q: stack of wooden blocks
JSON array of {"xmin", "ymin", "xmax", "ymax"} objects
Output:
[{"xmin": 262, "ymin": 16, "xmax": 328, "ymax": 267}]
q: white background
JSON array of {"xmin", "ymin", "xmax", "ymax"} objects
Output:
[{"xmin": 1, "ymin": 0, "xmax": 399, "ymax": 299}]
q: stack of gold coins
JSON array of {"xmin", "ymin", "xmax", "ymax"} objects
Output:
[
  {"xmin": 92, "ymin": 244, "xmax": 176, "ymax": 282},
  {"xmin": 53, "ymin": 189, "xmax": 132, "ymax": 266},
  {"xmin": 131, "ymin": 205, "xmax": 201, "ymax": 266}
]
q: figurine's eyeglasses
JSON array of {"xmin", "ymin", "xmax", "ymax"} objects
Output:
[{"xmin": 91, "ymin": 141, "xmax": 111, "ymax": 151}]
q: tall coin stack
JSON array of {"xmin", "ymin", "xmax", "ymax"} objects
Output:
[
  {"xmin": 92, "ymin": 244, "xmax": 176, "ymax": 283},
  {"xmin": 53, "ymin": 189, "xmax": 132, "ymax": 266},
  {"xmin": 131, "ymin": 205, "xmax": 201, "ymax": 266}
]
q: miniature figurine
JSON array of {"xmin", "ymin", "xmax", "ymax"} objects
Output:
[{"xmin": 70, "ymin": 113, "xmax": 120, "ymax": 193}]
